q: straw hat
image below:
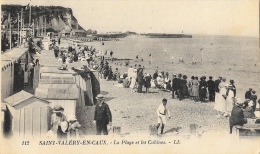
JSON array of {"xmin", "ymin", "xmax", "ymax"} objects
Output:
[
  {"xmin": 235, "ymin": 98, "xmax": 244, "ymax": 106},
  {"xmin": 52, "ymin": 105, "xmax": 64, "ymax": 113},
  {"xmin": 96, "ymin": 94, "xmax": 104, "ymax": 100},
  {"xmin": 146, "ymin": 73, "xmax": 150, "ymax": 77}
]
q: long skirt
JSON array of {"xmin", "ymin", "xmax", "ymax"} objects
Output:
[
  {"xmin": 214, "ymin": 89, "xmax": 226, "ymax": 112},
  {"xmin": 226, "ymin": 91, "xmax": 234, "ymax": 112},
  {"xmin": 192, "ymin": 85, "xmax": 199, "ymax": 97}
]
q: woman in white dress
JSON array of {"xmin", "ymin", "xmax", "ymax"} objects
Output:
[
  {"xmin": 130, "ymin": 77, "xmax": 137, "ymax": 92},
  {"xmin": 225, "ymin": 80, "xmax": 236, "ymax": 116},
  {"xmin": 214, "ymin": 78, "xmax": 227, "ymax": 117}
]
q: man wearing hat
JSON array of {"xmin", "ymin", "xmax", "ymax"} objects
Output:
[
  {"xmin": 93, "ymin": 94, "xmax": 112, "ymax": 135},
  {"xmin": 207, "ymin": 76, "xmax": 215, "ymax": 102},
  {"xmin": 245, "ymin": 88, "xmax": 253, "ymax": 100},
  {"xmin": 171, "ymin": 74, "xmax": 178, "ymax": 99},
  {"xmin": 229, "ymin": 97, "xmax": 247, "ymax": 134},
  {"xmin": 176, "ymin": 74, "xmax": 183, "ymax": 100},
  {"xmin": 103, "ymin": 61, "xmax": 109, "ymax": 79}
]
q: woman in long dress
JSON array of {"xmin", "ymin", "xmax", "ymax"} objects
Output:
[
  {"xmin": 191, "ymin": 76, "xmax": 199, "ymax": 101},
  {"xmin": 214, "ymin": 78, "xmax": 227, "ymax": 117},
  {"xmin": 225, "ymin": 80, "xmax": 236, "ymax": 116},
  {"xmin": 188, "ymin": 76, "xmax": 194, "ymax": 99},
  {"xmin": 130, "ymin": 77, "xmax": 136, "ymax": 92}
]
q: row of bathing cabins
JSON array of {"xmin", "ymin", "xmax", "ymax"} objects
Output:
[{"xmin": 1, "ymin": 45, "xmax": 100, "ymax": 138}]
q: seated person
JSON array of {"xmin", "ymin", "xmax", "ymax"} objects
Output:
[
  {"xmin": 254, "ymin": 99, "xmax": 260, "ymax": 118},
  {"xmin": 229, "ymin": 98, "xmax": 247, "ymax": 134},
  {"xmin": 244, "ymin": 100, "xmax": 255, "ymax": 118},
  {"xmin": 123, "ymin": 77, "xmax": 131, "ymax": 88},
  {"xmin": 156, "ymin": 73, "xmax": 164, "ymax": 88}
]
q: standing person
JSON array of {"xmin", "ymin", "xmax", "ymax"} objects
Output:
[
  {"xmin": 163, "ymin": 72, "xmax": 170, "ymax": 89},
  {"xmin": 250, "ymin": 90, "xmax": 257, "ymax": 111},
  {"xmin": 191, "ymin": 76, "xmax": 200, "ymax": 101},
  {"xmin": 229, "ymin": 98, "xmax": 247, "ymax": 134},
  {"xmin": 110, "ymin": 50, "xmax": 113, "ymax": 58},
  {"xmin": 207, "ymin": 76, "xmax": 215, "ymax": 102},
  {"xmin": 188, "ymin": 76, "xmax": 194, "ymax": 99},
  {"xmin": 215, "ymin": 77, "xmax": 227, "ymax": 117},
  {"xmin": 130, "ymin": 76, "xmax": 137, "ymax": 92},
  {"xmin": 182, "ymin": 75, "xmax": 189, "ymax": 98},
  {"xmin": 93, "ymin": 94, "xmax": 112, "ymax": 135},
  {"xmin": 103, "ymin": 61, "xmax": 109, "ymax": 79},
  {"xmin": 156, "ymin": 98, "xmax": 171, "ymax": 135},
  {"xmin": 214, "ymin": 76, "xmax": 222, "ymax": 102},
  {"xmin": 225, "ymin": 80, "xmax": 236, "ymax": 117},
  {"xmin": 51, "ymin": 105, "xmax": 68, "ymax": 140},
  {"xmin": 172, "ymin": 74, "xmax": 178, "ymax": 99},
  {"xmin": 137, "ymin": 68, "xmax": 144, "ymax": 93},
  {"xmin": 199, "ymin": 76, "xmax": 207, "ymax": 102},
  {"xmin": 176, "ymin": 74, "xmax": 183, "ymax": 100},
  {"xmin": 144, "ymin": 74, "xmax": 152, "ymax": 93},
  {"xmin": 245, "ymin": 88, "xmax": 253, "ymax": 100}
]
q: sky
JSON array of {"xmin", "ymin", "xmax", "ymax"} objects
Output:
[{"xmin": 1, "ymin": 0, "xmax": 259, "ymax": 37}]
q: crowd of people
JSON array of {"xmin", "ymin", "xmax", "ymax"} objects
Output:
[
  {"xmin": 49, "ymin": 39, "xmax": 100, "ymax": 70},
  {"xmin": 49, "ymin": 39, "xmax": 260, "ymax": 136}
]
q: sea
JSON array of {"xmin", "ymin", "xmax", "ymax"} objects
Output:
[{"xmin": 82, "ymin": 35, "xmax": 260, "ymax": 98}]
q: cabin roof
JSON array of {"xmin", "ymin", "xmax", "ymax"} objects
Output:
[
  {"xmin": 35, "ymin": 87, "xmax": 79, "ymax": 100},
  {"xmin": 4, "ymin": 90, "xmax": 33, "ymax": 106}
]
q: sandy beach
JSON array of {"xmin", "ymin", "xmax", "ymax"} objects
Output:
[{"xmin": 55, "ymin": 38, "xmax": 235, "ymax": 138}]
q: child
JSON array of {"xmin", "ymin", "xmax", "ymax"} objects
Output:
[{"xmin": 156, "ymin": 98, "xmax": 171, "ymax": 135}]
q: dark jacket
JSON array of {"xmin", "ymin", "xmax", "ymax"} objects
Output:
[
  {"xmin": 137, "ymin": 70, "xmax": 144, "ymax": 84},
  {"xmin": 226, "ymin": 84, "xmax": 236, "ymax": 97},
  {"xmin": 229, "ymin": 106, "xmax": 247, "ymax": 126},
  {"xmin": 214, "ymin": 79, "xmax": 221, "ymax": 92},
  {"xmin": 207, "ymin": 79, "xmax": 215, "ymax": 91},
  {"xmin": 153, "ymin": 72, "xmax": 158, "ymax": 80},
  {"xmin": 94, "ymin": 102, "xmax": 112, "ymax": 125},
  {"xmin": 176, "ymin": 78, "xmax": 183, "ymax": 89},
  {"xmin": 245, "ymin": 91, "xmax": 252, "ymax": 100},
  {"xmin": 172, "ymin": 78, "xmax": 178, "ymax": 91}
]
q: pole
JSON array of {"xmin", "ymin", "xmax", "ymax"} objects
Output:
[
  {"xmin": 32, "ymin": 19, "xmax": 34, "ymax": 37},
  {"xmin": 17, "ymin": 13, "xmax": 20, "ymax": 47},
  {"xmin": 44, "ymin": 17, "xmax": 46, "ymax": 36},
  {"xmin": 20, "ymin": 9, "xmax": 23, "ymax": 47},
  {"xmin": 9, "ymin": 13, "xmax": 12, "ymax": 50},
  {"xmin": 29, "ymin": 5, "xmax": 31, "ymax": 26}
]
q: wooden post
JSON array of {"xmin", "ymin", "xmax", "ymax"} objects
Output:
[
  {"xmin": 17, "ymin": 13, "xmax": 19, "ymax": 47},
  {"xmin": 112, "ymin": 126, "xmax": 121, "ymax": 136},
  {"xmin": 190, "ymin": 123, "xmax": 198, "ymax": 136},
  {"xmin": 20, "ymin": 9, "xmax": 23, "ymax": 47},
  {"xmin": 8, "ymin": 13, "xmax": 11, "ymax": 50},
  {"xmin": 149, "ymin": 125, "xmax": 158, "ymax": 136}
]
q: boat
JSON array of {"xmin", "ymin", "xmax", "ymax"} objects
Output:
[{"xmin": 141, "ymin": 33, "xmax": 192, "ymax": 38}]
